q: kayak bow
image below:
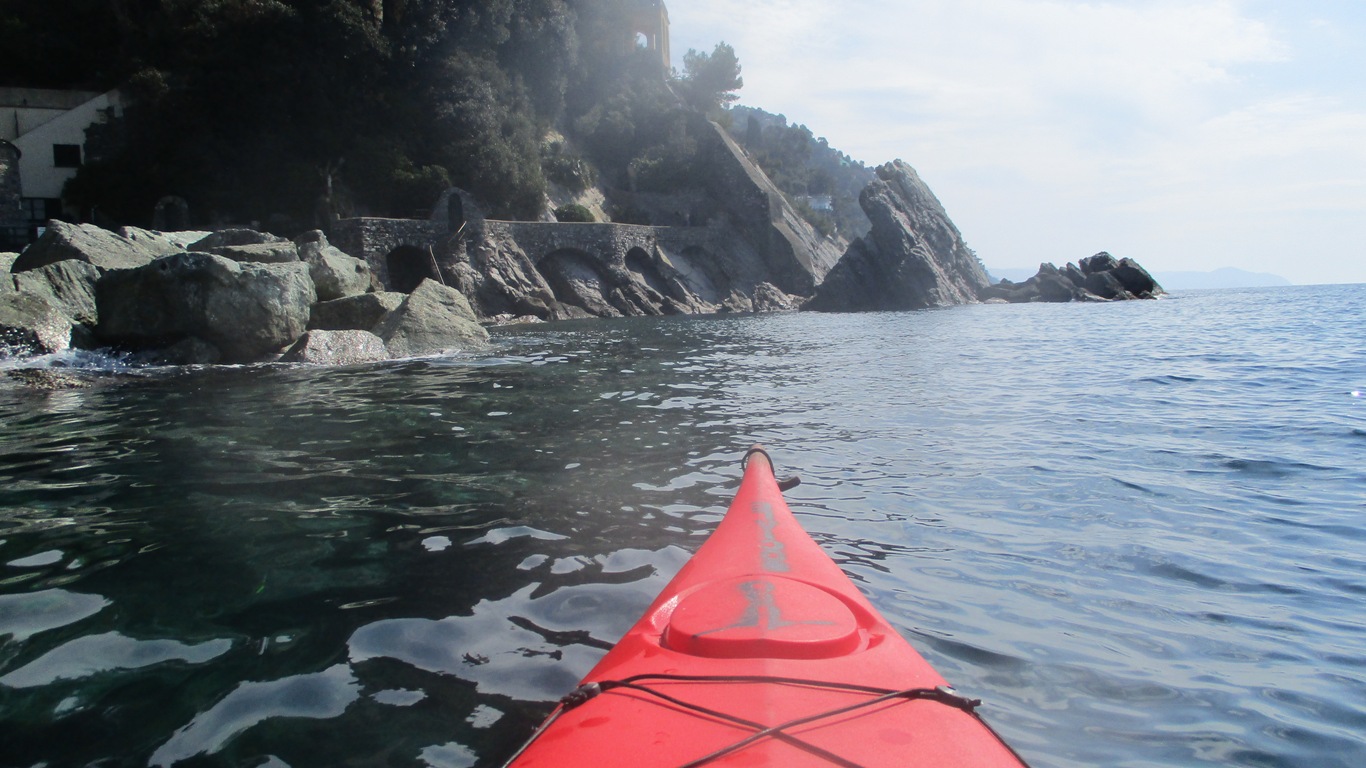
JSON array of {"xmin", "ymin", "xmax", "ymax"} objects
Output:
[{"xmin": 504, "ymin": 446, "xmax": 1029, "ymax": 767}]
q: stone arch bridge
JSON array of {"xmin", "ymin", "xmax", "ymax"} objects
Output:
[{"xmin": 331, "ymin": 216, "xmax": 745, "ymax": 319}]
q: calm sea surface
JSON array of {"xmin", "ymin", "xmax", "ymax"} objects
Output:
[{"xmin": 1, "ymin": 284, "xmax": 1363, "ymax": 767}]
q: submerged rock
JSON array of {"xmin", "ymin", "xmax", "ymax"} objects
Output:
[{"xmin": 5, "ymin": 368, "xmax": 96, "ymax": 390}]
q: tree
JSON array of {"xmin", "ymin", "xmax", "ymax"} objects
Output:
[{"xmin": 679, "ymin": 42, "xmax": 743, "ymax": 114}]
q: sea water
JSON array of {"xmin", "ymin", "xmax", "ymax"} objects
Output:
[{"xmin": 0, "ymin": 284, "xmax": 1362, "ymax": 767}]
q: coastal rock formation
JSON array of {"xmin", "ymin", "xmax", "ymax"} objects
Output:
[
  {"xmin": 0, "ymin": 291, "xmax": 73, "ymax": 355},
  {"xmin": 752, "ymin": 282, "xmax": 802, "ymax": 312},
  {"xmin": 117, "ymin": 226, "xmax": 197, "ymax": 259},
  {"xmin": 209, "ymin": 242, "xmax": 300, "ymax": 264},
  {"xmin": 281, "ymin": 329, "xmax": 389, "ymax": 365},
  {"xmin": 12, "ymin": 259, "xmax": 101, "ymax": 326},
  {"xmin": 308, "ymin": 292, "xmax": 405, "ymax": 331},
  {"xmin": 0, "ymin": 221, "xmax": 490, "ymax": 366},
  {"xmin": 372, "ymin": 279, "xmax": 489, "ymax": 357},
  {"xmin": 982, "ymin": 252, "xmax": 1164, "ymax": 303},
  {"xmin": 94, "ymin": 252, "xmax": 316, "ymax": 362},
  {"xmin": 806, "ymin": 161, "xmax": 990, "ymax": 312},
  {"xmin": 11, "ymin": 221, "xmax": 161, "ymax": 273},
  {"xmin": 296, "ymin": 230, "xmax": 372, "ymax": 301}
]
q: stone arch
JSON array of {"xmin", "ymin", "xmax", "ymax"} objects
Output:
[
  {"xmin": 667, "ymin": 245, "xmax": 726, "ymax": 303},
  {"xmin": 385, "ymin": 244, "xmax": 438, "ymax": 293},
  {"xmin": 538, "ymin": 248, "xmax": 620, "ymax": 317},
  {"xmin": 625, "ymin": 246, "xmax": 674, "ymax": 299},
  {"xmin": 627, "ymin": 0, "xmax": 670, "ymax": 71}
]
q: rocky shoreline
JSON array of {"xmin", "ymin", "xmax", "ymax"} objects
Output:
[
  {"xmin": 2, "ymin": 221, "xmax": 487, "ymax": 371},
  {"xmin": 982, "ymin": 252, "xmax": 1165, "ymax": 303},
  {"xmin": 3, "ymin": 166, "xmax": 1166, "ymax": 389}
]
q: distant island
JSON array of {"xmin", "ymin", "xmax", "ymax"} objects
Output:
[{"xmin": 989, "ymin": 266, "xmax": 1291, "ymax": 291}]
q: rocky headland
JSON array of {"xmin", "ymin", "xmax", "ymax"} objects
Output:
[
  {"xmin": 981, "ymin": 252, "xmax": 1164, "ymax": 303},
  {"xmin": 3, "ymin": 135, "xmax": 1164, "ymax": 383}
]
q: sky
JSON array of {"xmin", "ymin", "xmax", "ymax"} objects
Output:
[{"xmin": 668, "ymin": 0, "xmax": 1366, "ymax": 285}]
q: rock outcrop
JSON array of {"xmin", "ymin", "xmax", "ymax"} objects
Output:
[
  {"xmin": 372, "ymin": 279, "xmax": 489, "ymax": 358},
  {"xmin": 981, "ymin": 252, "xmax": 1164, "ymax": 303},
  {"xmin": 94, "ymin": 252, "xmax": 316, "ymax": 363},
  {"xmin": 0, "ymin": 220, "xmax": 492, "ymax": 366},
  {"xmin": 308, "ymin": 292, "xmax": 405, "ymax": 331},
  {"xmin": 11, "ymin": 221, "xmax": 162, "ymax": 273},
  {"xmin": 1, "ymin": 292, "xmax": 73, "ymax": 356},
  {"xmin": 296, "ymin": 230, "xmax": 371, "ymax": 301},
  {"xmin": 806, "ymin": 161, "xmax": 990, "ymax": 312},
  {"xmin": 12, "ymin": 260, "xmax": 101, "ymax": 326},
  {"xmin": 281, "ymin": 329, "xmax": 389, "ymax": 365}
]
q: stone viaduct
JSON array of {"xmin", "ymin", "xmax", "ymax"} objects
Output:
[{"xmin": 330, "ymin": 214, "xmax": 735, "ymax": 318}]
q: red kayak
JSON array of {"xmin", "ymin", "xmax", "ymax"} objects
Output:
[{"xmin": 504, "ymin": 447, "xmax": 1030, "ymax": 767}]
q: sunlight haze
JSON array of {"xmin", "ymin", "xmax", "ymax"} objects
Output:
[{"xmin": 671, "ymin": 0, "xmax": 1366, "ymax": 285}]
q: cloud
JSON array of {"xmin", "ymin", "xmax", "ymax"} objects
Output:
[{"xmin": 671, "ymin": 1, "xmax": 1366, "ymax": 282}]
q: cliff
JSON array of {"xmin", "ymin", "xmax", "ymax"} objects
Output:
[{"xmin": 806, "ymin": 161, "xmax": 990, "ymax": 312}]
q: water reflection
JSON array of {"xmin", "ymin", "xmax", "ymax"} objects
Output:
[{"xmin": 1, "ymin": 289, "xmax": 1364, "ymax": 767}]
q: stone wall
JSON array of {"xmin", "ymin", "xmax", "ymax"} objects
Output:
[
  {"xmin": 0, "ymin": 140, "xmax": 24, "ymax": 249},
  {"xmin": 330, "ymin": 217, "xmax": 448, "ymax": 288}
]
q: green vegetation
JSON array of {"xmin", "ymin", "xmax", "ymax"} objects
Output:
[
  {"xmin": 0, "ymin": 0, "xmax": 677, "ymax": 228},
  {"xmin": 0, "ymin": 1, "xmax": 839, "ymax": 237},
  {"xmin": 726, "ymin": 106, "xmax": 874, "ymax": 240},
  {"xmin": 553, "ymin": 203, "xmax": 595, "ymax": 222}
]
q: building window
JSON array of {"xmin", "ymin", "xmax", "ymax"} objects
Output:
[
  {"xmin": 21, "ymin": 197, "xmax": 62, "ymax": 223},
  {"xmin": 53, "ymin": 144, "xmax": 82, "ymax": 168}
]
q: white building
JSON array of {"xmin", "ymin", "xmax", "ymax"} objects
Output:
[{"xmin": 0, "ymin": 87, "xmax": 124, "ymax": 235}]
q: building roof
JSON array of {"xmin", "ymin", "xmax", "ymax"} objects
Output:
[{"xmin": 0, "ymin": 87, "xmax": 104, "ymax": 111}]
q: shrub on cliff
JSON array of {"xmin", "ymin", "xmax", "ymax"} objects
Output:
[{"xmin": 553, "ymin": 204, "xmax": 595, "ymax": 223}]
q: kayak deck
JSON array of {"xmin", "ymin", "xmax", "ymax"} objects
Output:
[{"xmin": 504, "ymin": 447, "xmax": 1029, "ymax": 767}]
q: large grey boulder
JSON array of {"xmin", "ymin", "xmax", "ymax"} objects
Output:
[
  {"xmin": 807, "ymin": 161, "xmax": 990, "ymax": 312},
  {"xmin": 95, "ymin": 252, "xmax": 316, "ymax": 362},
  {"xmin": 118, "ymin": 227, "xmax": 190, "ymax": 259},
  {"xmin": 12, "ymin": 221, "xmax": 161, "ymax": 273},
  {"xmin": 1, "ymin": 292, "xmax": 72, "ymax": 356},
  {"xmin": 210, "ymin": 242, "xmax": 300, "ymax": 264},
  {"xmin": 281, "ymin": 329, "xmax": 389, "ymax": 365},
  {"xmin": 1, "ymin": 252, "xmax": 17, "ymax": 274},
  {"xmin": 373, "ymin": 279, "xmax": 489, "ymax": 357},
  {"xmin": 187, "ymin": 229, "xmax": 288, "ymax": 251},
  {"xmin": 12, "ymin": 259, "xmax": 101, "ymax": 325},
  {"xmin": 158, "ymin": 231, "xmax": 214, "ymax": 250},
  {"xmin": 309, "ymin": 291, "xmax": 405, "ymax": 331},
  {"xmin": 295, "ymin": 231, "xmax": 371, "ymax": 301}
]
